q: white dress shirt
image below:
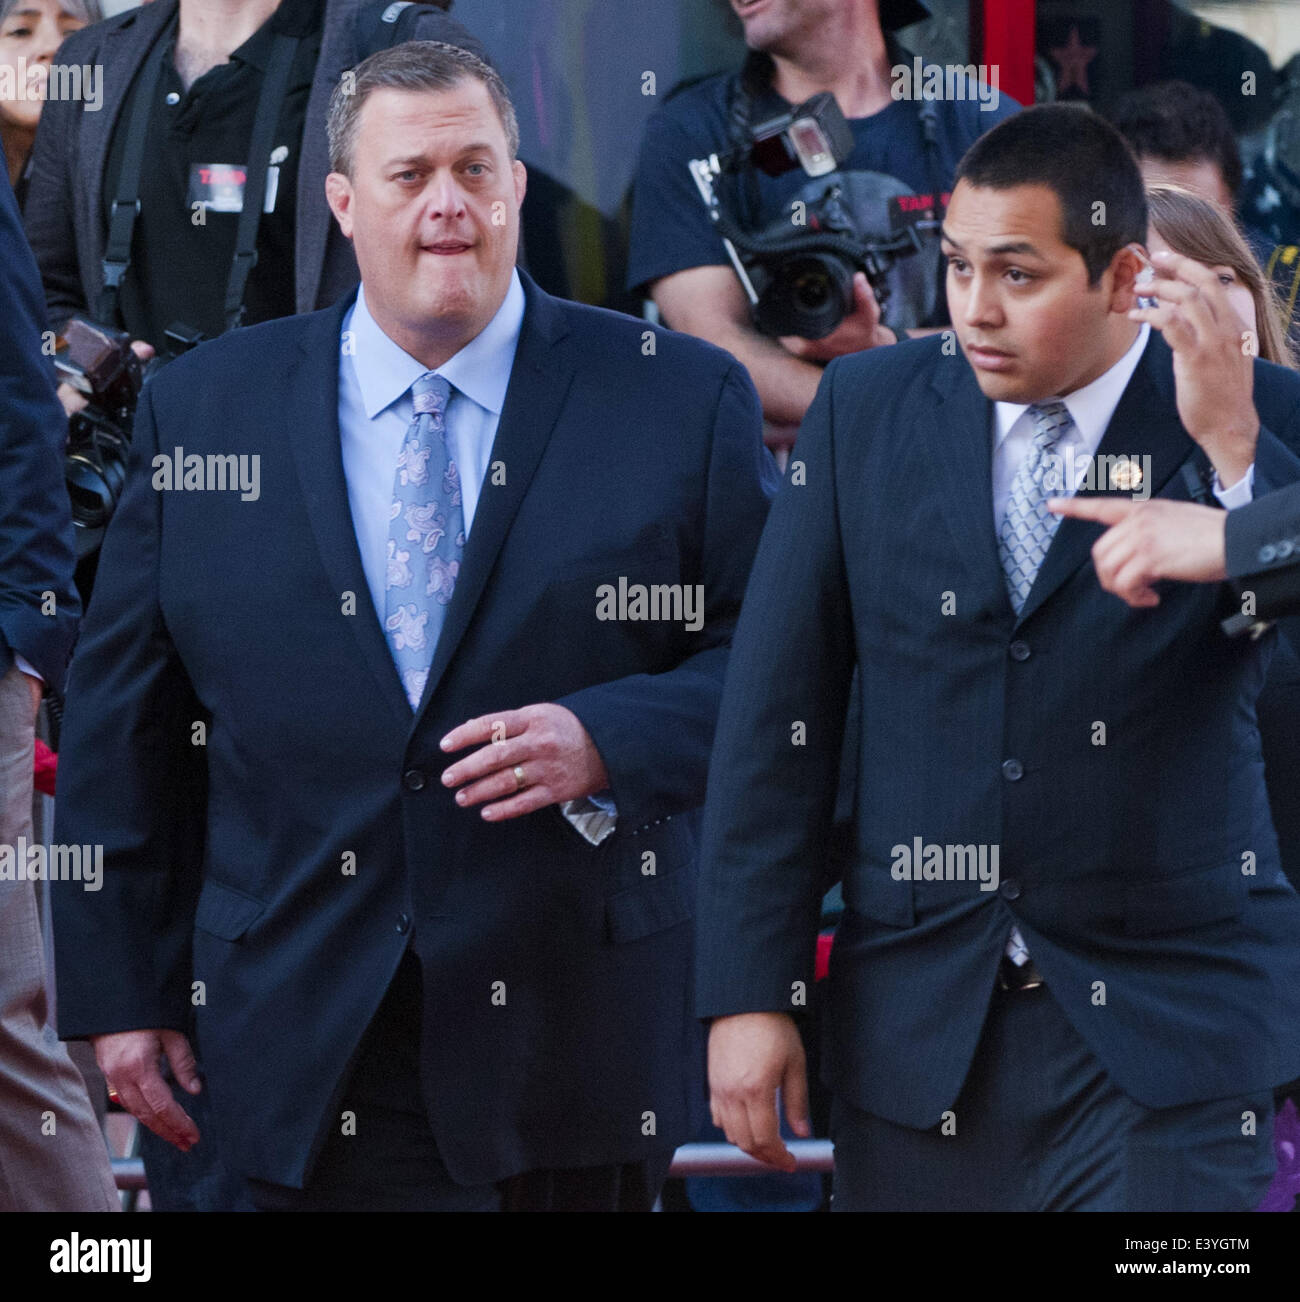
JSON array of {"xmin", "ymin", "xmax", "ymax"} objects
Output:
[
  {"xmin": 337, "ymin": 272, "xmax": 615, "ymax": 843},
  {"xmin": 992, "ymin": 324, "xmax": 1253, "ymax": 530},
  {"xmin": 991, "ymin": 323, "xmax": 1253, "ymax": 964}
]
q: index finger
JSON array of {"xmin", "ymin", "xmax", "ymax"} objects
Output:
[
  {"xmin": 440, "ymin": 709, "xmax": 525, "ymax": 753},
  {"xmin": 1046, "ymin": 496, "xmax": 1137, "ymax": 525},
  {"xmin": 853, "ymin": 272, "xmax": 879, "ymax": 320},
  {"xmin": 123, "ymin": 1065, "xmax": 200, "ymax": 1149},
  {"xmin": 1149, "ymin": 248, "xmax": 1226, "ymax": 299},
  {"xmin": 741, "ymin": 1091, "xmax": 796, "ymax": 1172}
]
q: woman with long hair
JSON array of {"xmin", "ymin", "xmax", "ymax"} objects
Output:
[{"xmin": 1145, "ymin": 182, "xmax": 1297, "ymax": 369}]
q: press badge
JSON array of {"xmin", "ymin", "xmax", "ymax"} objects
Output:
[{"xmin": 187, "ymin": 147, "xmax": 288, "ymax": 214}]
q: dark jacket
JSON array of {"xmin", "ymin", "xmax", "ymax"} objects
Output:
[
  {"xmin": 0, "ymin": 166, "xmax": 80, "ymax": 689},
  {"xmin": 1227, "ymin": 479, "xmax": 1300, "ymax": 621},
  {"xmin": 51, "ymin": 271, "xmax": 778, "ymax": 1186},
  {"xmin": 698, "ymin": 330, "xmax": 1300, "ymax": 1123}
]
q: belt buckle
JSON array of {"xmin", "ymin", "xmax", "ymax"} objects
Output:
[{"xmin": 998, "ymin": 958, "xmax": 1044, "ymax": 992}]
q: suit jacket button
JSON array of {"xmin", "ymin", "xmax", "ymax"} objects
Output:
[
  {"xmin": 1008, "ymin": 640, "xmax": 1031, "ymax": 662},
  {"xmin": 1260, "ymin": 544, "xmax": 1277, "ymax": 564},
  {"xmin": 1278, "ymin": 540, "xmax": 1294, "ymax": 560},
  {"xmin": 999, "ymin": 879, "xmax": 1021, "ymax": 900},
  {"xmin": 1001, "ymin": 758, "xmax": 1024, "ymax": 782},
  {"xmin": 396, "ymin": 912, "xmax": 411, "ymax": 935},
  {"xmin": 403, "ymin": 769, "xmax": 426, "ymax": 791}
]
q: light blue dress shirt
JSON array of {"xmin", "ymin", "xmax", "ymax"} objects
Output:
[
  {"xmin": 337, "ymin": 271, "xmax": 615, "ymax": 842},
  {"xmin": 339, "ymin": 270, "xmax": 526, "ymax": 621}
]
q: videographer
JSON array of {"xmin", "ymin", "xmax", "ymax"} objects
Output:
[
  {"xmin": 627, "ymin": 0, "xmax": 1017, "ymax": 450},
  {"xmin": 24, "ymin": 0, "xmax": 484, "ymax": 421}
]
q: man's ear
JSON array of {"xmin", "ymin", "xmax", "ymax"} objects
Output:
[
  {"xmin": 1108, "ymin": 242, "xmax": 1146, "ymax": 314},
  {"xmin": 325, "ymin": 171, "xmax": 355, "ymax": 240},
  {"xmin": 512, "ymin": 158, "xmax": 527, "ymax": 207}
]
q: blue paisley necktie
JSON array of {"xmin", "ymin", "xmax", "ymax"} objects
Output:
[{"xmin": 384, "ymin": 372, "xmax": 464, "ymax": 708}]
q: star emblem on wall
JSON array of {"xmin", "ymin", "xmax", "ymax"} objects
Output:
[{"xmin": 1050, "ymin": 25, "xmax": 1098, "ymax": 96}]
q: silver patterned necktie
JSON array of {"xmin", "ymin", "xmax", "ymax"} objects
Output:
[
  {"xmin": 384, "ymin": 372, "xmax": 464, "ymax": 709},
  {"xmin": 998, "ymin": 399, "xmax": 1074, "ymax": 614}
]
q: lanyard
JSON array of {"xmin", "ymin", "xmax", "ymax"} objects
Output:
[{"xmin": 99, "ymin": 9, "xmax": 301, "ymax": 335}]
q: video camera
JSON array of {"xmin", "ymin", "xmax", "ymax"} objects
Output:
[
  {"xmin": 54, "ymin": 318, "xmax": 204, "ymax": 558},
  {"xmin": 689, "ymin": 93, "xmax": 929, "ymax": 340}
]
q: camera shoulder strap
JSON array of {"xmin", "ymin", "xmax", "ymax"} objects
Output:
[
  {"xmin": 98, "ymin": 9, "xmax": 301, "ymax": 335},
  {"xmin": 99, "ymin": 10, "xmax": 177, "ymax": 326},
  {"xmin": 723, "ymin": 52, "xmax": 772, "ymax": 229},
  {"xmin": 223, "ymin": 32, "xmax": 300, "ymax": 331}
]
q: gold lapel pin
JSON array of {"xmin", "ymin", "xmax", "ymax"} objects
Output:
[{"xmin": 1108, "ymin": 457, "xmax": 1144, "ymax": 492}]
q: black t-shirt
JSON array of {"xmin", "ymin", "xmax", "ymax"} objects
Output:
[
  {"xmin": 101, "ymin": 0, "xmax": 322, "ymax": 350},
  {"xmin": 627, "ymin": 53, "xmax": 1020, "ymax": 333}
]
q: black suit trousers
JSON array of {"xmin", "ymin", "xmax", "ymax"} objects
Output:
[
  {"xmin": 246, "ymin": 950, "xmax": 673, "ymax": 1213},
  {"xmin": 829, "ymin": 979, "xmax": 1277, "ymax": 1212}
]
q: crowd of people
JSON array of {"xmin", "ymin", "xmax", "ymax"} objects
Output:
[{"xmin": 3, "ymin": 0, "xmax": 1300, "ymax": 1216}]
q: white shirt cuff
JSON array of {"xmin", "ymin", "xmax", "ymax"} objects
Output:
[
  {"xmin": 13, "ymin": 655, "xmax": 43, "ymax": 684},
  {"xmin": 560, "ymin": 792, "xmax": 618, "ymax": 846},
  {"xmin": 1212, "ymin": 463, "xmax": 1254, "ymax": 509}
]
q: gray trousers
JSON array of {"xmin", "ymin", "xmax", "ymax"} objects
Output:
[{"xmin": 0, "ymin": 662, "xmax": 118, "ymax": 1211}]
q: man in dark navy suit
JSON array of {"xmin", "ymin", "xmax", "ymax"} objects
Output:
[
  {"xmin": 0, "ymin": 165, "xmax": 117, "ymax": 1211},
  {"xmin": 51, "ymin": 41, "xmax": 776, "ymax": 1212},
  {"xmin": 1058, "ymin": 479, "xmax": 1300, "ymax": 900},
  {"xmin": 696, "ymin": 105, "xmax": 1300, "ymax": 1211}
]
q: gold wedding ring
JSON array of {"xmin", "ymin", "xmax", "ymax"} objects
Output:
[{"xmin": 513, "ymin": 765, "xmax": 527, "ymax": 791}]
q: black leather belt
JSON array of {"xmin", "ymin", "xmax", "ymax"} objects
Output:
[{"xmin": 997, "ymin": 954, "xmax": 1045, "ymax": 992}]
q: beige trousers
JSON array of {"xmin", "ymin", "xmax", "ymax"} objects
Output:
[{"xmin": 0, "ymin": 662, "xmax": 118, "ymax": 1211}]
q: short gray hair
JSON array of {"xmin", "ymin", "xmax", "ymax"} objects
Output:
[{"xmin": 327, "ymin": 40, "xmax": 519, "ymax": 178}]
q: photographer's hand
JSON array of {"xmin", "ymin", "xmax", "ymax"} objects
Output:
[
  {"xmin": 779, "ymin": 271, "xmax": 896, "ymax": 362},
  {"xmin": 1129, "ymin": 250, "xmax": 1258, "ymax": 489},
  {"xmin": 57, "ymin": 340, "xmax": 155, "ymax": 419}
]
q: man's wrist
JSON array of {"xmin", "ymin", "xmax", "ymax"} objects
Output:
[{"xmin": 1202, "ymin": 420, "xmax": 1258, "ymax": 492}]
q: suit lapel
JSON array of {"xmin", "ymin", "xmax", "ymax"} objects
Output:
[
  {"xmin": 412, "ymin": 274, "xmax": 575, "ymax": 724},
  {"xmin": 928, "ymin": 354, "xmax": 1008, "ymax": 608},
  {"xmin": 287, "ymin": 276, "xmax": 574, "ymax": 730},
  {"xmin": 1015, "ymin": 331, "xmax": 1195, "ymax": 626},
  {"xmin": 288, "ymin": 293, "xmax": 412, "ymax": 727}
]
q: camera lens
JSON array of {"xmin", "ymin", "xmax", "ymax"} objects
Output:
[{"xmin": 756, "ymin": 253, "xmax": 856, "ymax": 340}]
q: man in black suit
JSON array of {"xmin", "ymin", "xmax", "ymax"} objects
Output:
[
  {"xmin": 50, "ymin": 40, "xmax": 776, "ymax": 1211},
  {"xmin": 696, "ymin": 105, "xmax": 1300, "ymax": 1211}
]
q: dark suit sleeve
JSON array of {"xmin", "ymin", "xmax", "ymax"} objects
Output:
[
  {"xmin": 0, "ymin": 166, "xmax": 80, "ymax": 687},
  {"xmin": 51, "ymin": 382, "xmax": 206, "ymax": 1039},
  {"xmin": 695, "ymin": 359, "xmax": 855, "ymax": 1018},
  {"xmin": 1226, "ymin": 479, "xmax": 1300, "ymax": 620},
  {"xmin": 554, "ymin": 361, "xmax": 778, "ymax": 831},
  {"xmin": 22, "ymin": 34, "xmax": 90, "ymax": 332}
]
